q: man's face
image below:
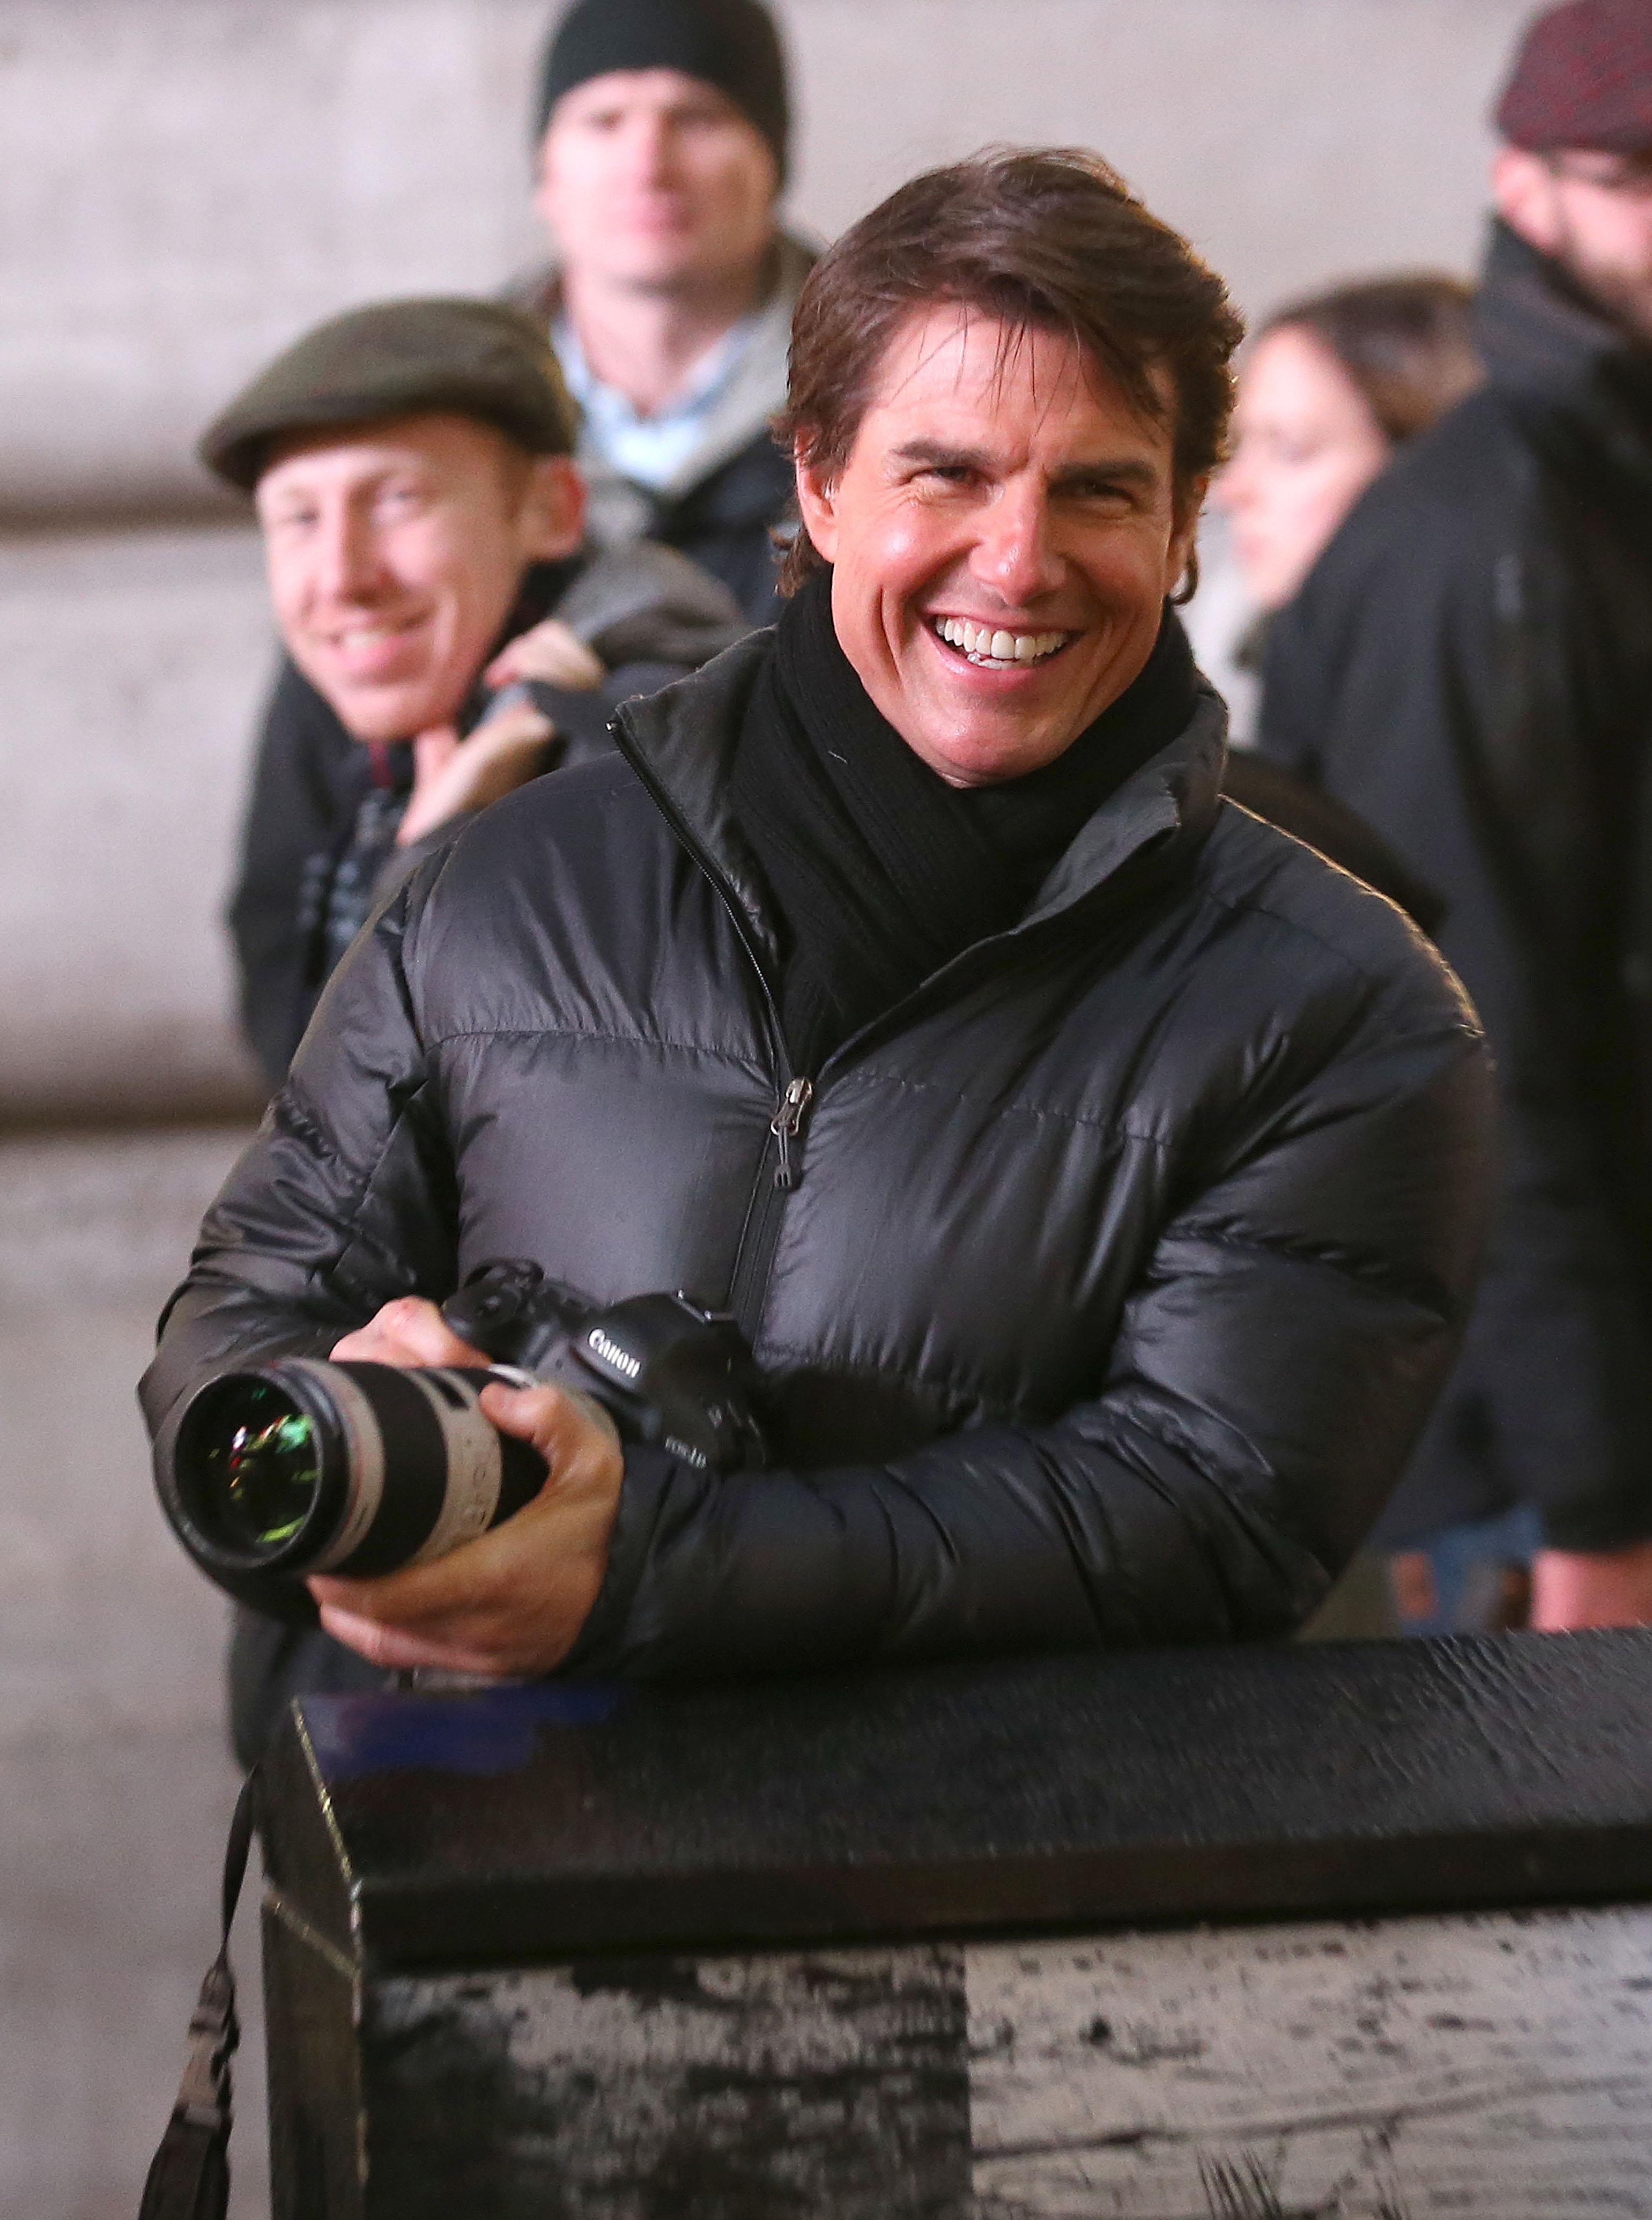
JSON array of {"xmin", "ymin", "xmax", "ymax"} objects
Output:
[
  {"xmin": 536, "ymin": 68, "xmax": 778, "ymax": 297},
  {"xmin": 254, "ymin": 413, "xmax": 583, "ymax": 743},
  {"xmin": 1495, "ymin": 144, "xmax": 1652, "ymax": 344},
  {"xmin": 794, "ymin": 307, "xmax": 1200, "ymax": 787}
]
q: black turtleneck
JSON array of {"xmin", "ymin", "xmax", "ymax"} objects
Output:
[{"xmin": 730, "ymin": 569, "xmax": 1199, "ymax": 1071}]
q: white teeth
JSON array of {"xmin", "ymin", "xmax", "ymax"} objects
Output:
[{"xmin": 935, "ymin": 617, "xmax": 1068, "ymax": 665}]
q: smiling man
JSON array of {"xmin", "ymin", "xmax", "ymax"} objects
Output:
[
  {"xmin": 211, "ymin": 297, "xmax": 743, "ymax": 1085},
  {"xmin": 147, "ymin": 153, "xmax": 1494, "ymax": 1760}
]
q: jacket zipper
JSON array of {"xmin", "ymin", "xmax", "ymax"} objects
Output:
[
  {"xmin": 771, "ymin": 1077, "xmax": 814, "ymax": 1190},
  {"xmin": 604, "ymin": 716, "xmax": 815, "ymax": 1340}
]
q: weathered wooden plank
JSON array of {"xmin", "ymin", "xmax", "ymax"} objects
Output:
[
  {"xmin": 968, "ymin": 1905, "xmax": 1652, "ymax": 2218},
  {"xmin": 357, "ymin": 1945, "xmax": 971, "ymax": 2218}
]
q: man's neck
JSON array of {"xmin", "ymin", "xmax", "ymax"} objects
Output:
[{"xmin": 562, "ymin": 261, "xmax": 769, "ymax": 417}]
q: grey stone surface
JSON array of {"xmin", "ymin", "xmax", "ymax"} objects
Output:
[
  {"xmin": 0, "ymin": 523, "xmax": 269, "ymax": 1121},
  {"xmin": 0, "ymin": 1126, "xmax": 269, "ymax": 2219},
  {"xmin": 2, "ymin": 0, "xmax": 1532, "ymax": 515}
]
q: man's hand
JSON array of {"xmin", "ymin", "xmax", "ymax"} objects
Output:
[
  {"xmin": 311, "ymin": 1297, "xmax": 625, "ymax": 1675},
  {"xmin": 396, "ymin": 700, "xmax": 557, "ymax": 848},
  {"xmin": 485, "ymin": 617, "xmax": 605, "ymax": 693},
  {"xmin": 1530, "ymin": 1542, "xmax": 1652, "ymax": 1630}
]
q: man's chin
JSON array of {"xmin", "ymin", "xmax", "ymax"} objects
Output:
[{"xmin": 319, "ymin": 678, "xmax": 458, "ymax": 746}]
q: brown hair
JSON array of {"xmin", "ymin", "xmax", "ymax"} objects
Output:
[
  {"xmin": 1260, "ymin": 273, "xmax": 1483, "ymax": 446},
  {"xmin": 775, "ymin": 147, "xmax": 1244, "ymax": 594}
]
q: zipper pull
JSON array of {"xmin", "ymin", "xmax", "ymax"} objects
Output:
[{"xmin": 771, "ymin": 1077, "xmax": 814, "ymax": 1191}]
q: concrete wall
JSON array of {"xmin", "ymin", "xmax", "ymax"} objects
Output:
[
  {"xmin": 0, "ymin": 0, "xmax": 1535, "ymax": 1117},
  {"xmin": 4, "ymin": 0, "xmax": 1531, "ymax": 517}
]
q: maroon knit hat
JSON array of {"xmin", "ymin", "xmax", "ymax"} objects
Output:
[{"xmin": 1497, "ymin": 2, "xmax": 1652, "ymax": 155}]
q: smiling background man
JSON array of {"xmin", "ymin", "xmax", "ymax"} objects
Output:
[
  {"xmin": 146, "ymin": 153, "xmax": 1494, "ymax": 1759},
  {"xmin": 514, "ymin": 0, "xmax": 810, "ymax": 621},
  {"xmin": 212, "ymin": 296, "xmax": 743, "ymax": 1087}
]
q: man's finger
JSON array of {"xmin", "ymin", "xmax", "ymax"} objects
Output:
[
  {"xmin": 331, "ymin": 1296, "xmax": 487, "ymax": 1367},
  {"xmin": 316, "ymin": 1603, "xmax": 509, "ymax": 1677}
]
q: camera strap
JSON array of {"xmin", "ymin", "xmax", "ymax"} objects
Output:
[{"xmin": 138, "ymin": 1774, "xmax": 256, "ymax": 2220}]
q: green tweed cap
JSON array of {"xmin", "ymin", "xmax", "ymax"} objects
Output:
[{"xmin": 199, "ymin": 296, "xmax": 579, "ymax": 491}]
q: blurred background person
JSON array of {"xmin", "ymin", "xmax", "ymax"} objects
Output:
[
  {"xmin": 1217, "ymin": 272, "xmax": 1482, "ymax": 625},
  {"xmin": 216, "ymin": 299, "xmax": 744, "ymax": 1091},
  {"xmin": 513, "ymin": 0, "xmax": 811, "ymax": 622},
  {"xmin": 1257, "ymin": 0, "xmax": 1652, "ymax": 1634}
]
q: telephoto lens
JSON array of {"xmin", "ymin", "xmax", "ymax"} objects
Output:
[
  {"xmin": 164, "ymin": 1261, "xmax": 769, "ymax": 1597},
  {"xmin": 170, "ymin": 1358, "xmax": 549, "ymax": 1584}
]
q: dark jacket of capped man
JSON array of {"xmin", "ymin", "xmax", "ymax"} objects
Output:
[
  {"xmin": 1257, "ymin": 215, "xmax": 1652, "ymax": 1556},
  {"xmin": 145, "ymin": 631, "xmax": 1494, "ymax": 1758}
]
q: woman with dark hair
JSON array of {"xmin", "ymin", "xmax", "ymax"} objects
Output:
[{"xmin": 1217, "ymin": 275, "xmax": 1482, "ymax": 615}]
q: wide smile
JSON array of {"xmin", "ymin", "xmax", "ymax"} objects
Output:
[
  {"xmin": 928, "ymin": 615, "xmax": 1075, "ymax": 671},
  {"xmin": 320, "ymin": 614, "xmax": 431, "ymax": 678}
]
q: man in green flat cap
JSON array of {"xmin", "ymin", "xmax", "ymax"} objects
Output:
[{"xmin": 205, "ymin": 295, "xmax": 743, "ymax": 1088}]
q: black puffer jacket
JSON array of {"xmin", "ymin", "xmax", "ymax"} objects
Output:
[
  {"xmin": 1258, "ymin": 221, "xmax": 1652, "ymax": 1552},
  {"xmin": 144, "ymin": 637, "xmax": 1493, "ymax": 1680}
]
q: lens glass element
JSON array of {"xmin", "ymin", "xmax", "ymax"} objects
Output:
[{"xmin": 196, "ymin": 1381, "xmax": 323, "ymax": 1554}]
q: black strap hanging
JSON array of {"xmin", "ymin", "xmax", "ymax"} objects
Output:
[{"xmin": 138, "ymin": 1775, "xmax": 257, "ymax": 2220}]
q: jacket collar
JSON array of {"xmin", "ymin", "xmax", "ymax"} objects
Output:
[
  {"xmin": 613, "ymin": 629, "xmax": 1228, "ymax": 973},
  {"xmin": 1475, "ymin": 217, "xmax": 1652, "ymax": 496}
]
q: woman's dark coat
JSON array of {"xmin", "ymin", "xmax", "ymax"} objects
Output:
[
  {"xmin": 144, "ymin": 636, "xmax": 1493, "ymax": 1707},
  {"xmin": 1258, "ymin": 220, "xmax": 1652, "ymax": 1553}
]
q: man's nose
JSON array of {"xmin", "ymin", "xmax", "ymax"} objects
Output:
[
  {"xmin": 314, "ymin": 509, "xmax": 385, "ymax": 603},
  {"xmin": 625, "ymin": 114, "xmax": 675, "ymax": 186},
  {"xmin": 970, "ymin": 483, "xmax": 1065, "ymax": 604}
]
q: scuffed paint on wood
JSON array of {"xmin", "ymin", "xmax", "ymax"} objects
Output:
[
  {"xmin": 360, "ymin": 1945, "xmax": 971, "ymax": 2218},
  {"xmin": 969, "ymin": 1904, "xmax": 1652, "ymax": 2219}
]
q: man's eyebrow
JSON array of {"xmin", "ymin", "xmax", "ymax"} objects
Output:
[
  {"xmin": 1051, "ymin": 456, "xmax": 1161, "ymax": 489},
  {"xmin": 890, "ymin": 440, "xmax": 1162, "ymax": 487},
  {"xmin": 891, "ymin": 439, "xmax": 994, "ymax": 471}
]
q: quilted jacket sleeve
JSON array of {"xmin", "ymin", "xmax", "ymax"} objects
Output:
[
  {"xmin": 140, "ymin": 865, "xmax": 457, "ymax": 1619},
  {"xmin": 568, "ymin": 1012, "xmax": 1496, "ymax": 1675}
]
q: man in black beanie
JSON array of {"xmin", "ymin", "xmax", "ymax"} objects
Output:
[{"xmin": 513, "ymin": 0, "xmax": 812, "ymax": 621}]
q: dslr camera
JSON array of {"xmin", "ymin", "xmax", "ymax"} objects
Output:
[{"xmin": 163, "ymin": 1262, "xmax": 766, "ymax": 1590}]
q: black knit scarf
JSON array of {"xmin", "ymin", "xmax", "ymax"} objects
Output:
[{"xmin": 730, "ymin": 568, "xmax": 1199, "ymax": 1071}]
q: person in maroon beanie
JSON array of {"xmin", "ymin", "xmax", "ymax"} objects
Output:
[{"xmin": 1257, "ymin": 1, "xmax": 1652, "ymax": 1631}]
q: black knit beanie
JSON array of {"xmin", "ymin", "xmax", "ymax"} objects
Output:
[{"xmin": 533, "ymin": 0, "xmax": 790, "ymax": 184}]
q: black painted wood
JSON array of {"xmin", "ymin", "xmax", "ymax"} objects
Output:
[{"xmin": 261, "ymin": 1630, "xmax": 1652, "ymax": 1975}]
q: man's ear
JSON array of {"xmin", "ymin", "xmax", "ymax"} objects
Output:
[
  {"xmin": 793, "ymin": 448, "xmax": 841, "ymax": 566},
  {"xmin": 1167, "ymin": 477, "xmax": 1207, "ymax": 604},
  {"xmin": 1493, "ymin": 147, "xmax": 1564, "ymax": 255},
  {"xmin": 518, "ymin": 455, "xmax": 587, "ymax": 563}
]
